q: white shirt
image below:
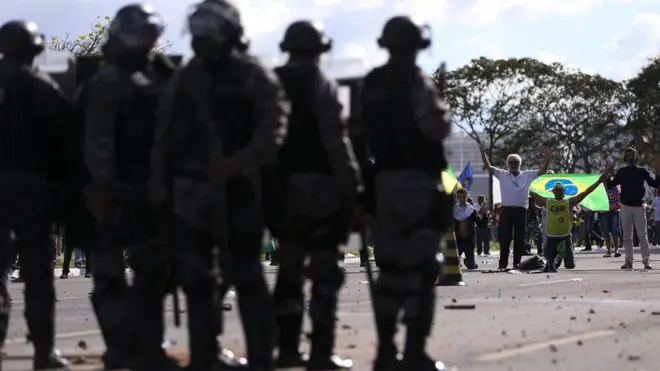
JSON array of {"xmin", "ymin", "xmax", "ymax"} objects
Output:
[
  {"xmin": 493, "ymin": 168, "xmax": 538, "ymax": 209},
  {"xmin": 652, "ymin": 197, "xmax": 660, "ymax": 221}
]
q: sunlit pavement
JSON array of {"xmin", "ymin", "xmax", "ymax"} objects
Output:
[{"xmin": 5, "ymin": 246, "xmax": 660, "ymax": 370}]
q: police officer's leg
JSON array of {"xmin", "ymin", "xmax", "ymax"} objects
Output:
[
  {"xmin": 272, "ymin": 237, "xmax": 306, "ymax": 364},
  {"xmin": 213, "ymin": 245, "xmax": 248, "ymax": 370},
  {"xmin": 372, "ymin": 265, "xmax": 405, "ymax": 370},
  {"xmin": 91, "ymin": 224, "xmax": 134, "ymax": 367},
  {"xmin": 130, "ymin": 242, "xmax": 175, "ymax": 370},
  {"xmin": 173, "ymin": 217, "xmax": 217, "ymax": 371},
  {"xmin": 400, "ymin": 229, "xmax": 443, "ymax": 370},
  {"xmin": 306, "ymin": 243, "xmax": 346, "ymax": 368},
  {"xmin": 401, "ymin": 259, "xmax": 441, "ymax": 368},
  {"xmin": 229, "ymin": 228, "xmax": 275, "ymax": 369},
  {"xmin": 14, "ymin": 192, "xmax": 67, "ymax": 368}
]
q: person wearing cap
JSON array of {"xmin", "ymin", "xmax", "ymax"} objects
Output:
[{"xmin": 530, "ymin": 167, "xmax": 610, "ymax": 272}]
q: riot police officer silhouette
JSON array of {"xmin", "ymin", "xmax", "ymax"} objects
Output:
[
  {"xmin": 0, "ymin": 19, "xmax": 75, "ymax": 370},
  {"xmin": 81, "ymin": 4, "xmax": 181, "ymax": 370},
  {"xmin": 269, "ymin": 19, "xmax": 361, "ymax": 371},
  {"xmin": 361, "ymin": 16, "xmax": 452, "ymax": 371}
]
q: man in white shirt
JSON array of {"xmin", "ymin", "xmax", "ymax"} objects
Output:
[
  {"xmin": 653, "ymin": 189, "xmax": 660, "ymax": 246},
  {"xmin": 479, "ymin": 142, "xmax": 552, "ymax": 269}
]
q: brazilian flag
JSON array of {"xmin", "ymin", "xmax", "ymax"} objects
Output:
[
  {"xmin": 530, "ymin": 174, "xmax": 608, "ymax": 211},
  {"xmin": 441, "ymin": 165, "xmax": 461, "ymax": 194}
]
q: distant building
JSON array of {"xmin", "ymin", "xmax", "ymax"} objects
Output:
[{"xmin": 445, "ymin": 131, "xmax": 492, "ymax": 201}]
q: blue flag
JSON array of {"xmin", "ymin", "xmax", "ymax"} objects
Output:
[{"xmin": 458, "ymin": 162, "xmax": 474, "ymax": 191}]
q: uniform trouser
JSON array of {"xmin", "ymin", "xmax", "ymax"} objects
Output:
[
  {"xmin": 620, "ymin": 205, "xmax": 651, "ymax": 262},
  {"xmin": 0, "ymin": 183, "xmax": 56, "ymax": 359},
  {"xmin": 372, "ymin": 254, "xmax": 440, "ymax": 364},
  {"xmin": 91, "ymin": 221, "xmax": 138, "ymax": 367},
  {"xmin": 371, "ymin": 170, "xmax": 444, "ymax": 366},
  {"xmin": 273, "ymin": 230, "xmax": 345, "ymax": 361},
  {"xmin": 218, "ymin": 224, "xmax": 274, "ymax": 368}
]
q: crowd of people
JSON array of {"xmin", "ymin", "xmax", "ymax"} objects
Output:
[{"xmin": 450, "ymin": 146, "xmax": 660, "ymax": 273}]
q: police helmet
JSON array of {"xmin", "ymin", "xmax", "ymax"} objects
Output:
[
  {"xmin": 0, "ymin": 20, "xmax": 45, "ymax": 57},
  {"xmin": 377, "ymin": 16, "xmax": 431, "ymax": 51},
  {"xmin": 106, "ymin": 3, "xmax": 165, "ymax": 51},
  {"xmin": 188, "ymin": 0, "xmax": 245, "ymax": 48},
  {"xmin": 279, "ymin": 20, "xmax": 332, "ymax": 54}
]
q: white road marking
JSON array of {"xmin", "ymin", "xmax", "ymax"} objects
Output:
[
  {"xmin": 475, "ymin": 330, "xmax": 616, "ymax": 362},
  {"xmin": 518, "ymin": 278, "xmax": 584, "ymax": 287},
  {"xmin": 5, "ymin": 330, "xmax": 101, "ymax": 345}
]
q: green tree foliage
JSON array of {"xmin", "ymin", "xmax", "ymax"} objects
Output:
[
  {"xmin": 48, "ymin": 16, "xmax": 172, "ymax": 57},
  {"xmin": 434, "ymin": 57, "xmax": 631, "ymax": 174},
  {"xmin": 509, "ymin": 65, "xmax": 627, "ymax": 172},
  {"xmin": 434, "ymin": 57, "xmax": 556, "ymax": 167},
  {"xmin": 624, "ymin": 54, "xmax": 660, "ymax": 165}
]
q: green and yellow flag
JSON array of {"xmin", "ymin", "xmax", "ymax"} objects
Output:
[
  {"xmin": 530, "ymin": 174, "xmax": 608, "ymax": 211},
  {"xmin": 441, "ymin": 165, "xmax": 461, "ymax": 194}
]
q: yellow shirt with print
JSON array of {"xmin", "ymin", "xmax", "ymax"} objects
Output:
[{"xmin": 545, "ymin": 199, "xmax": 572, "ymax": 237}]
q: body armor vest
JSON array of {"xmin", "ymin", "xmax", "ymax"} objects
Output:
[
  {"xmin": 362, "ymin": 63, "xmax": 446, "ymax": 174},
  {"xmin": 113, "ymin": 68, "xmax": 159, "ymax": 186},
  {"xmin": 171, "ymin": 56, "xmax": 255, "ymax": 180},
  {"xmin": 274, "ymin": 64, "xmax": 331, "ymax": 174}
]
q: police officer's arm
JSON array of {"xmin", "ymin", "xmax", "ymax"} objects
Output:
[
  {"xmin": 530, "ymin": 192, "xmax": 547, "ymax": 207},
  {"xmin": 569, "ymin": 174, "xmax": 607, "ymax": 207},
  {"xmin": 84, "ymin": 68, "xmax": 123, "ymax": 190},
  {"xmin": 230, "ymin": 63, "xmax": 289, "ymax": 170},
  {"xmin": 411, "ymin": 73, "xmax": 451, "ymax": 144},
  {"xmin": 312, "ymin": 74, "xmax": 362, "ymax": 197}
]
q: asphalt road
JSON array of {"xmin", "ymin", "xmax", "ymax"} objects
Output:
[{"xmin": 4, "ymin": 246, "xmax": 660, "ymax": 371}]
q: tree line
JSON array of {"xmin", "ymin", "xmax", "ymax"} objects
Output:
[{"xmin": 433, "ymin": 56, "xmax": 660, "ymax": 173}]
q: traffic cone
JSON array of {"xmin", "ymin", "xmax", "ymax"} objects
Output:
[{"xmin": 437, "ymin": 231, "xmax": 466, "ymax": 286}]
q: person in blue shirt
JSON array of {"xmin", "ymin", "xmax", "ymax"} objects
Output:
[{"xmin": 605, "ymin": 147, "xmax": 660, "ymax": 270}]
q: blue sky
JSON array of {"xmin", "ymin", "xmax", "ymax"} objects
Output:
[{"xmin": 4, "ymin": 0, "xmax": 659, "ymax": 80}]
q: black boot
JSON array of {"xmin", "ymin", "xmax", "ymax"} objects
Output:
[
  {"xmin": 275, "ymin": 314, "xmax": 304, "ymax": 370},
  {"xmin": 398, "ymin": 354, "xmax": 445, "ymax": 371},
  {"xmin": 307, "ymin": 355, "xmax": 352, "ymax": 370},
  {"xmin": 33, "ymin": 349, "xmax": 70, "ymax": 370},
  {"xmin": 214, "ymin": 347, "xmax": 248, "ymax": 370}
]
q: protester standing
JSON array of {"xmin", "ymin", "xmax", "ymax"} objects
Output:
[
  {"xmin": 474, "ymin": 195, "xmax": 491, "ymax": 256},
  {"xmin": 479, "ymin": 142, "xmax": 552, "ymax": 269},
  {"xmin": 605, "ymin": 148, "xmax": 660, "ymax": 270}
]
